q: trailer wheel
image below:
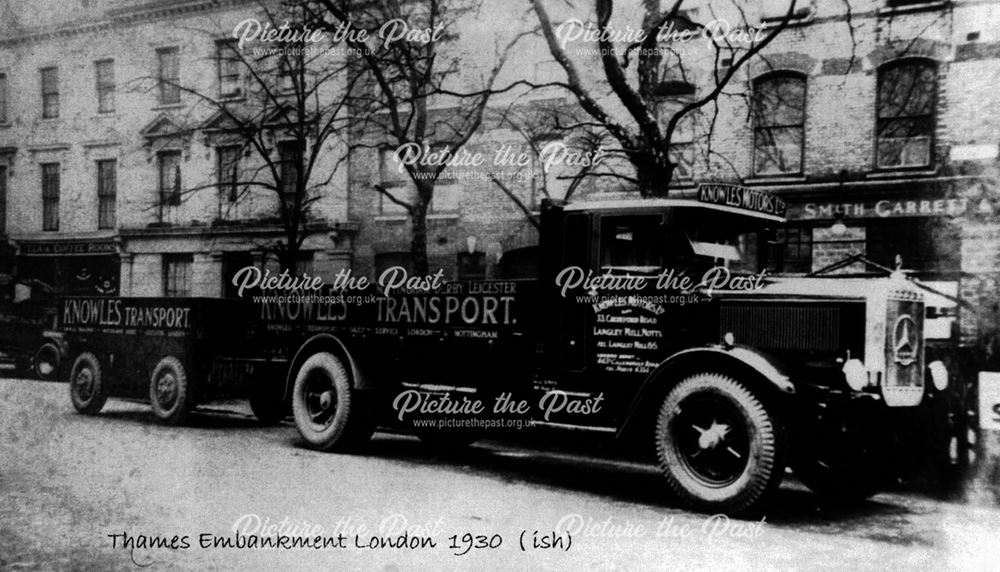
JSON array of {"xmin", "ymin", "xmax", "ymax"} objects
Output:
[
  {"xmin": 34, "ymin": 342, "xmax": 62, "ymax": 381},
  {"xmin": 655, "ymin": 372, "xmax": 784, "ymax": 514},
  {"xmin": 149, "ymin": 356, "xmax": 192, "ymax": 425},
  {"xmin": 292, "ymin": 352, "xmax": 372, "ymax": 451},
  {"xmin": 69, "ymin": 352, "xmax": 107, "ymax": 415}
]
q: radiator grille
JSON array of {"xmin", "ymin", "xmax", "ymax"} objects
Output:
[{"xmin": 719, "ymin": 304, "xmax": 840, "ymax": 351}]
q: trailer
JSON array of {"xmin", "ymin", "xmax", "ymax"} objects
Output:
[{"xmin": 61, "ymin": 297, "xmax": 285, "ymax": 425}]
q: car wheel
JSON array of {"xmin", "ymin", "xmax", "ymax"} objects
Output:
[
  {"xmin": 149, "ymin": 356, "xmax": 192, "ymax": 425},
  {"xmin": 655, "ymin": 372, "xmax": 784, "ymax": 514},
  {"xmin": 292, "ymin": 352, "xmax": 373, "ymax": 451},
  {"xmin": 69, "ymin": 352, "xmax": 107, "ymax": 415},
  {"xmin": 34, "ymin": 342, "xmax": 62, "ymax": 381}
]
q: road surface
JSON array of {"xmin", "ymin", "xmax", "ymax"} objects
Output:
[{"xmin": 1, "ymin": 377, "xmax": 998, "ymax": 571}]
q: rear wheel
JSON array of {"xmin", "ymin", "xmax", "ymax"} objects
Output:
[
  {"xmin": 69, "ymin": 352, "xmax": 106, "ymax": 415},
  {"xmin": 292, "ymin": 352, "xmax": 373, "ymax": 451},
  {"xmin": 149, "ymin": 356, "xmax": 192, "ymax": 425},
  {"xmin": 34, "ymin": 342, "xmax": 62, "ymax": 381},
  {"xmin": 655, "ymin": 372, "xmax": 784, "ymax": 514}
]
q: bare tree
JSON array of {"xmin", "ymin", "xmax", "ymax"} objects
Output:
[
  {"xmin": 527, "ymin": 0, "xmax": 807, "ymax": 195},
  {"xmin": 144, "ymin": 2, "xmax": 353, "ymax": 271},
  {"xmin": 300, "ymin": 0, "xmax": 531, "ymax": 273}
]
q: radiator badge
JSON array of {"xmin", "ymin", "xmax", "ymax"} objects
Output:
[{"xmin": 892, "ymin": 314, "xmax": 917, "ymax": 366}]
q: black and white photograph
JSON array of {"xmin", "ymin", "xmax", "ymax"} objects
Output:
[{"xmin": 1, "ymin": 0, "xmax": 1000, "ymax": 569}]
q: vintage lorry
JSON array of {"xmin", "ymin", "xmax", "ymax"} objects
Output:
[
  {"xmin": 244, "ymin": 185, "xmax": 945, "ymax": 514},
  {"xmin": 61, "ymin": 297, "xmax": 286, "ymax": 425},
  {"xmin": 0, "ymin": 276, "xmax": 66, "ymax": 380}
]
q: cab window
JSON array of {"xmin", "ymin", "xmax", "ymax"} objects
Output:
[{"xmin": 599, "ymin": 215, "xmax": 664, "ymax": 272}]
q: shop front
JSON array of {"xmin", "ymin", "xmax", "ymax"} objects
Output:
[{"xmin": 15, "ymin": 238, "xmax": 120, "ymax": 296}]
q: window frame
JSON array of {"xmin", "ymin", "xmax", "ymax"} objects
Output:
[
  {"xmin": 96, "ymin": 159, "xmax": 117, "ymax": 229},
  {"xmin": 157, "ymin": 150, "xmax": 182, "ymax": 221},
  {"xmin": 162, "ymin": 254, "xmax": 193, "ymax": 297},
  {"xmin": 41, "ymin": 163, "xmax": 60, "ymax": 231},
  {"xmin": 0, "ymin": 73, "xmax": 8, "ymax": 124},
  {"xmin": 40, "ymin": 67, "xmax": 59, "ymax": 119},
  {"xmin": 95, "ymin": 59, "xmax": 115, "ymax": 114},
  {"xmin": 156, "ymin": 47, "xmax": 181, "ymax": 105},
  {"xmin": 216, "ymin": 144, "xmax": 242, "ymax": 205},
  {"xmin": 216, "ymin": 39, "xmax": 243, "ymax": 100},
  {"xmin": 875, "ymin": 58, "xmax": 938, "ymax": 171},
  {"xmin": 278, "ymin": 140, "xmax": 303, "ymax": 201},
  {"xmin": 751, "ymin": 71, "xmax": 807, "ymax": 177}
]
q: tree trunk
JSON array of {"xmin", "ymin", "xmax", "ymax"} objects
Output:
[
  {"xmin": 410, "ymin": 183, "xmax": 431, "ymax": 275},
  {"xmin": 633, "ymin": 147, "xmax": 675, "ymax": 197}
]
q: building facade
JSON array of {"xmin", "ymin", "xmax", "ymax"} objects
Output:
[{"xmin": 0, "ymin": 0, "xmax": 353, "ymax": 298}]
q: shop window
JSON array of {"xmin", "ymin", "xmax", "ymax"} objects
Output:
[
  {"xmin": 95, "ymin": 59, "xmax": 115, "ymax": 113},
  {"xmin": 752, "ymin": 72, "xmax": 806, "ymax": 176},
  {"xmin": 497, "ymin": 247, "xmax": 539, "ymax": 279},
  {"xmin": 768, "ymin": 227, "xmax": 812, "ymax": 273},
  {"xmin": 222, "ymin": 252, "xmax": 253, "ymax": 298},
  {"xmin": 876, "ymin": 60, "xmax": 937, "ymax": 169},
  {"xmin": 40, "ymin": 67, "xmax": 59, "ymax": 119},
  {"xmin": 163, "ymin": 254, "xmax": 192, "ymax": 297},
  {"xmin": 375, "ymin": 252, "xmax": 414, "ymax": 276},
  {"xmin": 97, "ymin": 159, "xmax": 116, "ymax": 229},
  {"xmin": 457, "ymin": 252, "xmax": 487, "ymax": 281},
  {"xmin": 41, "ymin": 163, "xmax": 60, "ymax": 231},
  {"xmin": 866, "ymin": 219, "xmax": 959, "ymax": 274}
]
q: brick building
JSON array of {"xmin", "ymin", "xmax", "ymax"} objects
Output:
[
  {"xmin": 0, "ymin": 0, "xmax": 352, "ymax": 298},
  {"xmin": 346, "ymin": 0, "xmax": 1000, "ymax": 346}
]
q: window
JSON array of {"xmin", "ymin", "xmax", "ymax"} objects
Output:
[
  {"xmin": 217, "ymin": 145, "xmax": 241, "ymax": 203},
  {"xmin": 767, "ymin": 227, "xmax": 812, "ymax": 273},
  {"xmin": 457, "ymin": 252, "xmax": 487, "ymax": 280},
  {"xmin": 0, "ymin": 165, "xmax": 6, "ymax": 234},
  {"xmin": 216, "ymin": 40, "xmax": 242, "ymax": 99},
  {"xmin": 599, "ymin": 215, "xmax": 664, "ymax": 271},
  {"xmin": 95, "ymin": 59, "xmax": 115, "ymax": 113},
  {"xmin": 40, "ymin": 67, "xmax": 59, "ymax": 119},
  {"xmin": 163, "ymin": 254, "xmax": 192, "ymax": 297},
  {"xmin": 221, "ymin": 252, "xmax": 253, "ymax": 298},
  {"xmin": 0, "ymin": 73, "xmax": 7, "ymax": 123},
  {"xmin": 277, "ymin": 56, "xmax": 296, "ymax": 92},
  {"xmin": 752, "ymin": 72, "xmax": 806, "ymax": 176},
  {"xmin": 379, "ymin": 148, "xmax": 408, "ymax": 187},
  {"xmin": 876, "ymin": 60, "xmax": 937, "ymax": 169},
  {"xmin": 157, "ymin": 47, "xmax": 180, "ymax": 105},
  {"xmin": 374, "ymin": 252, "xmax": 414, "ymax": 276},
  {"xmin": 278, "ymin": 141, "xmax": 302, "ymax": 200},
  {"xmin": 158, "ymin": 150, "xmax": 182, "ymax": 219},
  {"xmin": 97, "ymin": 159, "xmax": 116, "ymax": 229},
  {"xmin": 41, "ymin": 163, "xmax": 60, "ymax": 231},
  {"xmin": 668, "ymin": 115, "xmax": 696, "ymax": 180}
]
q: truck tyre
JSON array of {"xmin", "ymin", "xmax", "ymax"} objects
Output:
[
  {"xmin": 34, "ymin": 342, "xmax": 62, "ymax": 381},
  {"xmin": 149, "ymin": 356, "xmax": 192, "ymax": 425},
  {"xmin": 292, "ymin": 352, "xmax": 373, "ymax": 451},
  {"xmin": 69, "ymin": 352, "xmax": 107, "ymax": 415},
  {"xmin": 655, "ymin": 372, "xmax": 784, "ymax": 514}
]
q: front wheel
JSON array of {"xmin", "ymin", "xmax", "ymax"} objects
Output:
[
  {"xmin": 292, "ymin": 352, "xmax": 373, "ymax": 451},
  {"xmin": 655, "ymin": 372, "xmax": 785, "ymax": 514},
  {"xmin": 149, "ymin": 356, "xmax": 192, "ymax": 425},
  {"xmin": 69, "ymin": 352, "xmax": 107, "ymax": 415}
]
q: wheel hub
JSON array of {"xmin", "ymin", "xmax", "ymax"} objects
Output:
[{"xmin": 694, "ymin": 420, "xmax": 731, "ymax": 450}]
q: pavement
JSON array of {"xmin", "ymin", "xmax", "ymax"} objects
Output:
[{"xmin": 2, "ymin": 377, "xmax": 1000, "ymax": 571}]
